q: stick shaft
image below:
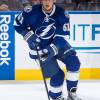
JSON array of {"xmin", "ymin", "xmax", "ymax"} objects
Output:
[{"xmin": 35, "ymin": 46, "xmax": 50, "ymax": 100}]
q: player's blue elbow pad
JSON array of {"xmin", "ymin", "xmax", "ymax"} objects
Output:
[
  {"xmin": 14, "ymin": 26, "xmax": 28, "ymax": 37},
  {"xmin": 56, "ymin": 27, "xmax": 70, "ymax": 36}
]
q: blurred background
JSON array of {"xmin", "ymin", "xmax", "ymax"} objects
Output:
[{"xmin": 0, "ymin": 0, "xmax": 100, "ymax": 11}]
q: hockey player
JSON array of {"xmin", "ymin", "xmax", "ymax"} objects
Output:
[{"xmin": 14, "ymin": 0, "xmax": 81, "ymax": 100}]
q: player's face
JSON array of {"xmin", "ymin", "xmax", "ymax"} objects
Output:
[{"xmin": 42, "ymin": 0, "xmax": 56, "ymax": 12}]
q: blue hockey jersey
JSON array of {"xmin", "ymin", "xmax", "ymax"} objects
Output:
[{"xmin": 14, "ymin": 4, "xmax": 69, "ymax": 49}]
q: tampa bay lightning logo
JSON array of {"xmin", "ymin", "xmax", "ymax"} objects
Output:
[{"xmin": 35, "ymin": 18, "xmax": 56, "ymax": 39}]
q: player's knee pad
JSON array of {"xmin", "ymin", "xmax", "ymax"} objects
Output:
[
  {"xmin": 50, "ymin": 69, "xmax": 65, "ymax": 87},
  {"xmin": 65, "ymin": 55, "xmax": 81, "ymax": 72}
]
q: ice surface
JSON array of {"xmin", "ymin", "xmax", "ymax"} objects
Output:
[{"xmin": 0, "ymin": 81, "xmax": 100, "ymax": 100}]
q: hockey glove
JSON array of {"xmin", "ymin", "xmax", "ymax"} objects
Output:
[
  {"xmin": 40, "ymin": 43, "xmax": 58, "ymax": 63},
  {"xmin": 40, "ymin": 53, "xmax": 48, "ymax": 61},
  {"xmin": 23, "ymin": 30, "xmax": 41, "ymax": 60},
  {"xmin": 23, "ymin": 30, "xmax": 40, "ymax": 47},
  {"xmin": 30, "ymin": 49, "xmax": 48, "ymax": 61}
]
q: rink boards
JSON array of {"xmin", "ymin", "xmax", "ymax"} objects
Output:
[{"xmin": 0, "ymin": 11, "xmax": 100, "ymax": 80}]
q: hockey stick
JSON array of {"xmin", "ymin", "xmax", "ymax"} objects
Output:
[{"xmin": 35, "ymin": 45, "xmax": 51, "ymax": 100}]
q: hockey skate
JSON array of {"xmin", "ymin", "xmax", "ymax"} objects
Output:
[
  {"xmin": 67, "ymin": 91, "xmax": 82, "ymax": 100},
  {"xmin": 67, "ymin": 87, "xmax": 82, "ymax": 100},
  {"xmin": 52, "ymin": 95, "xmax": 65, "ymax": 100}
]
